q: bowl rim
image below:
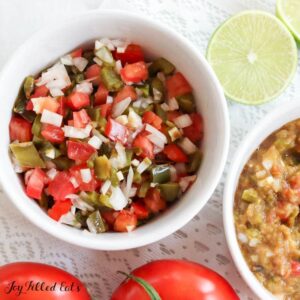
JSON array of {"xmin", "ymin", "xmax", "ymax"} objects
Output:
[
  {"xmin": 0, "ymin": 9, "xmax": 230, "ymax": 250},
  {"xmin": 223, "ymin": 101, "xmax": 300, "ymax": 300}
]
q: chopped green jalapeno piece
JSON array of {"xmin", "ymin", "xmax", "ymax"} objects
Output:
[
  {"xmin": 32, "ymin": 115, "xmax": 42, "ymax": 137},
  {"xmin": 152, "ymin": 165, "xmax": 171, "ymax": 183},
  {"xmin": 83, "ymin": 50, "xmax": 94, "ymax": 65},
  {"xmin": 40, "ymin": 142, "xmax": 61, "ymax": 159},
  {"xmin": 52, "ymin": 156, "xmax": 73, "ymax": 170},
  {"xmin": 10, "ymin": 142, "xmax": 45, "ymax": 168},
  {"xmin": 95, "ymin": 46, "xmax": 114, "ymax": 66},
  {"xmin": 100, "ymin": 142, "xmax": 113, "ymax": 157},
  {"xmin": 176, "ymin": 93, "xmax": 196, "ymax": 113},
  {"xmin": 110, "ymin": 168, "xmax": 120, "ymax": 187},
  {"xmin": 159, "ymin": 183, "xmax": 180, "ymax": 202},
  {"xmin": 101, "ymin": 67, "xmax": 123, "ymax": 92},
  {"xmin": 133, "ymin": 171, "xmax": 142, "ymax": 184},
  {"xmin": 138, "ymin": 181, "xmax": 150, "ymax": 198},
  {"xmin": 95, "ymin": 155, "xmax": 111, "ymax": 180},
  {"xmin": 75, "ymin": 211, "xmax": 88, "ymax": 226},
  {"xmin": 86, "ymin": 211, "xmax": 107, "ymax": 233},
  {"xmin": 187, "ymin": 150, "xmax": 202, "ymax": 173},
  {"xmin": 98, "ymin": 194, "xmax": 113, "ymax": 208},
  {"xmin": 23, "ymin": 76, "xmax": 35, "ymax": 99},
  {"xmin": 125, "ymin": 150, "xmax": 133, "ymax": 167},
  {"xmin": 148, "ymin": 57, "xmax": 175, "ymax": 76},
  {"xmin": 154, "ymin": 103, "xmax": 167, "ymax": 122},
  {"xmin": 84, "ymin": 191, "xmax": 99, "ymax": 206},
  {"xmin": 241, "ymin": 188, "xmax": 259, "ymax": 203},
  {"xmin": 74, "ymin": 73, "xmax": 85, "ymax": 83},
  {"xmin": 135, "ymin": 84, "xmax": 150, "ymax": 97},
  {"xmin": 14, "ymin": 98, "xmax": 36, "ymax": 122},
  {"xmin": 151, "ymin": 77, "xmax": 164, "ymax": 102},
  {"xmin": 32, "ymin": 135, "xmax": 44, "ymax": 146}
]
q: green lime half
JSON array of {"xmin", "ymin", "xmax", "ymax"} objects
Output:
[
  {"xmin": 207, "ymin": 10, "xmax": 298, "ymax": 105},
  {"xmin": 277, "ymin": 0, "xmax": 300, "ymax": 43}
]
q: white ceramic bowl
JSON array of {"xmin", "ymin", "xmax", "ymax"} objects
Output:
[
  {"xmin": 224, "ymin": 101, "xmax": 300, "ymax": 300},
  {"xmin": 0, "ymin": 10, "xmax": 229, "ymax": 250}
]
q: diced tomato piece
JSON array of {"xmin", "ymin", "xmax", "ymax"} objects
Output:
[
  {"xmin": 57, "ymin": 96, "xmax": 67, "ymax": 116},
  {"xmin": 85, "ymin": 64, "xmax": 101, "ymax": 85},
  {"xmin": 25, "ymin": 168, "xmax": 47, "ymax": 200},
  {"xmin": 94, "ymin": 85, "xmax": 109, "ymax": 105},
  {"xmin": 41, "ymin": 124, "xmax": 65, "ymax": 144},
  {"xmin": 30, "ymin": 85, "xmax": 49, "ymax": 99},
  {"xmin": 291, "ymin": 261, "xmax": 300, "ymax": 276},
  {"xmin": 120, "ymin": 61, "xmax": 148, "ymax": 83},
  {"xmin": 114, "ymin": 44, "xmax": 144, "ymax": 64},
  {"xmin": 132, "ymin": 202, "xmax": 149, "ymax": 220},
  {"xmin": 142, "ymin": 111, "xmax": 162, "ymax": 130},
  {"xmin": 183, "ymin": 113, "xmax": 203, "ymax": 143},
  {"xmin": 114, "ymin": 210, "xmax": 138, "ymax": 232},
  {"xmin": 48, "ymin": 171, "xmax": 76, "ymax": 201},
  {"xmin": 70, "ymin": 48, "xmax": 83, "ymax": 58},
  {"xmin": 114, "ymin": 85, "xmax": 137, "ymax": 103},
  {"xmin": 289, "ymin": 175, "xmax": 300, "ymax": 189},
  {"xmin": 69, "ymin": 165, "xmax": 98, "ymax": 192},
  {"xmin": 9, "ymin": 117, "xmax": 32, "ymax": 142},
  {"xmin": 73, "ymin": 109, "xmax": 91, "ymax": 128},
  {"xmin": 167, "ymin": 111, "xmax": 182, "ymax": 122},
  {"xmin": 99, "ymin": 103, "xmax": 112, "ymax": 117},
  {"xmin": 144, "ymin": 188, "xmax": 166, "ymax": 214},
  {"xmin": 102, "ymin": 210, "xmax": 118, "ymax": 227},
  {"xmin": 166, "ymin": 72, "xmax": 192, "ymax": 99},
  {"xmin": 48, "ymin": 199, "xmax": 72, "ymax": 221},
  {"xmin": 105, "ymin": 118, "xmax": 129, "ymax": 144},
  {"xmin": 67, "ymin": 141, "xmax": 96, "ymax": 161},
  {"xmin": 132, "ymin": 131, "xmax": 154, "ymax": 159},
  {"xmin": 32, "ymin": 97, "xmax": 60, "ymax": 114},
  {"xmin": 163, "ymin": 144, "xmax": 188, "ymax": 163},
  {"xmin": 26, "ymin": 100, "xmax": 33, "ymax": 111},
  {"xmin": 67, "ymin": 92, "xmax": 90, "ymax": 110}
]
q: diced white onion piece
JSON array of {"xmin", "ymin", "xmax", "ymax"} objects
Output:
[
  {"xmin": 262, "ymin": 159, "xmax": 273, "ymax": 170},
  {"xmin": 175, "ymin": 163, "xmax": 186, "ymax": 175},
  {"xmin": 109, "ymin": 187, "xmax": 128, "ymax": 210},
  {"xmin": 12, "ymin": 159, "xmax": 25, "ymax": 173},
  {"xmin": 46, "ymin": 78, "xmax": 68, "ymax": 90},
  {"xmin": 179, "ymin": 175, "xmax": 196, "ymax": 192},
  {"xmin": 60, "ymin": 54, "xmax": 73, "ymax": 66},
  {"xmin": 71, "ymin": 196, "xmax": 94, "ymax": 212},
  {"xmin": 160, "ymin": 103, "xmax": 170, "ymax": 111},
  {"xmin": 99, "ymin": 38, "xmax": 115, "ymax": 51},
  {"xmin": 170, "ymin": 165, "xmax": 177, "ymax": 182},
  {"xmin": 115, "ymin": 60, "xmax": 122, "ymax": 73},
  {"xmin": 116, "ymin": 46, "xmax": 126, "ymax": 53},
  {"xmin": 95, "ymin": 47, "xmax": 114, "ymax": 64},
  {"xmin": 111, "ymin": 97, "xmax": 131, "ymax": 118},
  {"xmin": 238, "ymin": 233, "xmax": 248, "ymax": 243},
  {"xmin": 95, "ymin": 40, "xmax": 104, "ymax": 50},
  {"xmin": 168, "ymin": 97, "xmax": 179, "ymax": 111},
  {"xmin": 131, "ymin": 159, "xmax": 140, "ymax": 167},
  {"xmin": 45, "ymin": 148, "xmax": 55, "ymax": 159},
  {"xmin": 63, "ymin": 125, "xmax": 91, "ymax": 139},
  {"xmin": 128, "ymin": 108, "xmax": 142, "ymax": 129},
  {"xmin": 153, "ymin": 145, "xmax": 163, "ymax": 154},
  {"xmin": 256, "ymin": 170, "xmax": 267, "ymax": 179},
  {"xmin": 125, "ymin": 167, "xmax": 134, "ymax": 199},
  {"xmin": 80, "ymin": 168, "xmax": 92, "ymax": 183},
  {"xmin": 117, "ymin": 171, "xmax": 124, "ymax": 181},
  {"xmin": 31, "ymin": 97, "xmax": 58, "ymax": 114},
  {"xmin": 115, "ymin": 115, "xmax": 128, "ymax": 126},
  {"xmin": 249, "ymin": 239, "xmax": 259, "ymax": 247},
  {"xmin": 145, "ymin": 124, "xmax": 167, "ymax": 143},
  {"xmin": 178, "ymin": 137, "xmax": 197, "ymax": 155},
  {"xmin": 147, "ymin": 133, "xmax": 165, "ymax": 148},
  {"xmin": 70, "ymin": 177, "xmax": 79, "ymax": 188},
  {"xmin": 73, "ymin": 57, "xmax": 88, "ymax": 72},
  {"xmin": 174, "ymin": 114, "xmax": 193, "ymax": 128},
  {"xmin": 93, "ymin": 57, "xmax": 103, "ymax": 66},
  {"xmin": 153, "ymin": 88, "xmax": 162, "ymax": 102},
  {"xmin": 132, "ymin": 99, "xmax": 142, "ymax": 108},
  {"xmin": 65, "ymin": 194, "xmax": 80, "ymax": 200},
  {"xmin": 49, "ymin": 88, "xmax": 64, "ymax": 97},
  {"xmin": 59, "ymin": 212, "xmax": 81, "ymax": 228},
  {"xmin": 25, "ymin": 169, "xmax": 34, "ymax": 185},
  {"xmin": 45, "ymin": 160, "xmax": 56, "ymax": 169},
  {"xmin": 157, "ymin": 72, "xmax": 165, "ymax": 82},
  {"xmin": 111, "ymin": 39, "xmax": 128, "ymax": 48},
  {"xmin": 115, "ymin": 142, "xmax": 127, "ymax": 168},
  {"xmin": 150, "ymin": 182, "xmax": 158, "ymax": 188},
  {"xmin": 92, "ymin": 129, "xmax": 109, "ymax": 143},
  {"xmin": 75, "ymin": 81, "xmax": 93, "ymax": 94},
  {"xmin": 88, "ymin": 135, "xmax": 102, "ymax": 149},
  {"xmin": 101, "ymin": 180, "xmax": 111, "ymax": 195},
  {"xmin": 137, "ymin": 158, "xmax": 152, "ymax": 174},
  {"xmin": 129, "ymin": 187, "xmax": 137, "ymax": 198},
  {"xmin": 168, "ymin": 127, "xmax": 182, "ymax": 142},
  {"xmin": 141, "ymin": 97, "xmax": 154, "ymax": 108},
  {"xmin": 106, "ymin": 95, "xmax": 113, "ymax": 104},
  {"xmin": 86, "ymin": 211, "xmax": 102, "ymax": 233},
  {"xmin": 41, "ymin": 109, "xmax": 63, "ymax": 127}
]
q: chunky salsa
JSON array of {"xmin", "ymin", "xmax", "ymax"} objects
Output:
[
  {"xmin": 9, "ymin": 38, "xmax": 203, "ymax": 233},
  {"xmin": 235, "ymin": 119, "xmax": 300, "ymax": 299}
]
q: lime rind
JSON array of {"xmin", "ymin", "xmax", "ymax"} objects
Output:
[{"xmin": 206, "ymin": 10, "xmax": 298, "ymax": 105}]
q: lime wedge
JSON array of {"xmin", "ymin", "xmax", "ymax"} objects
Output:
[
  {"xmin": 206, "ymin": 10, "xmax": 298, "ymax": 105},
  {"xmin": 277, "ymin": 0, "xmax": 300, "ymax": 42}
]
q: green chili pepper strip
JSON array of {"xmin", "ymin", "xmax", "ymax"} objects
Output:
[
  {"xmin": 159, "ymin": 183, "xmax": 180, "ymax": 202},
  {"xmin": 32, "ymin": 115, "xmax": 42, "ymax": 137},
  {"xmin": 187, "ymin": 150, "xmax": 202, "ymax": 173},
  {"xmin": 101, "ymin": 67, "xmax": 123, "ymax": 92},
  {"xmin": 94, "ymin": 155, "xmax": 111, "ymax": 180},
  {"xmin": 10, "ymin": 142, "xmax": 45, "ymax": 168},
  {"xmin": 138, "ymin": 182, "xmax": 150, "ymax": 198},
  {"xmin": 154, "ymin": 104, "xmax": 167, "ymax": 122},
  {"xmin": 110, "ymin": 168, "xmax": 120, "ymax": 187},
  {"xmin": 52, "ymin": 157, "xmax": 73, "ymax": 171},
  {"xmin": 152, "ymin": 165, "xmax": 171, "ymax": 184},
  {"xmin": 118, "ymin": 271, "xmax": 161, "ymax": 300},
  {"xmin": 87, "ymin": 211, "xmax": 107, "ymax": 233},
  {"xmin": 23, "ymin": 76, "xmax": 35, "ymax": 99},
  {"xmin": 176, "ymin": 93, "xmax": 196, "ymax": 113},
  {"xmin": 148, "ymin": 57, "xmax": 175, "ymax": 76},
  {"xmin": 98, "ymin": 194, "xmax": 113, "ymax": 208},
  {"xmin": 14, "ymin": 98, "xmax": 36, "ymax": 122},
  {"xmin": 151, "ymin": 77, "xmax": 164, "ymax": 103},
  {"xmin": 135, "ymin": 84, "xmax": 150, "ymax": 97}
]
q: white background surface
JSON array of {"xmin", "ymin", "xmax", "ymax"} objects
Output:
[{"xmin": 0, "ymin": 0, "xmax": 299, "ymax": 299}]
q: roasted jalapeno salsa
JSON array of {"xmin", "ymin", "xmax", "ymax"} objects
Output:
[
  {"xmin": 9, "ymin": 39, "xmax": 203, "ymax": 233},
  {"xmin": 235, "ymin": 119, "xmax": 300, "ymax": 299}
]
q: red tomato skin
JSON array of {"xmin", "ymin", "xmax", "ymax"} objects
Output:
[
  {"xmin": 183, "ymin": 113, "xmax": 203, "ymax": 143},
  {"xmin": 57, "ymin": 96, "xmax": 67, "ymax": 116},
  {"xmin": 26, "ymin": 100, "xmax": 34, "ymax": 111},
  {"xmin": 132, "ymin": 132, "xmax": 154, "ymax": 159},
  {"xmin": 105, "ymin": 118, "xmax": 129, "ymax": 144},
  {"xmin": 25, "ymin": 168, "xmax": 46, "ymax": 200},
  {"xmin": 143, "ymin": 188, "xmax": 166, "ymax": 214},
  {"xmin": 114, "ymin": 85, "xmax": 137, "ymax": 103},
  {"xmin": 131, "ymin": 202, "xmax": 149, "ymax": 220},
  {"xmin": 69, "ymin": 165, "xmax": 99, "ymax": 192},
  {"xmin": 120, "ymin": 61, "xmax": 148, "ymax": 83},
  {"xmin": 73, "ymin": 109, "xmax": 91, "ymax": 128},
  {"xmin": 0, "ymin": 262, "xmax": 91, "ymax": 300},
  {"xmin": 9, "ymin": 117, "xmax": 32, "ymax": 142},
  {"xmin": 67, "ymin": 92, "xmax": 90, "ymax": 110},
  {"xmin": 114, "ymin": 44, "xmax": 144, "ymax": 64},
  {"xmin": 163, "ymin": 144, "xmax": 188, "ymax": 163},
  {"xmin": 71, "ymin": 48, "xmax": 83, "ymax": 58},
  {"xmin": 99, "ymin": 103, "xmax": 112, "ymax": 117},
  {"xmin": 67, "ymin": 141, "xmax": 96, "ymax": 161},
  {"xmin": 30, "ymin": 85, "xmax": 49, "ymax": 99},
  {"xmin": 85, "ymin": 64, "xmax": 101, "ymax": 85},
  {"xmin": 111, "ymin": 260, "xmax": 239, "ymax": 300},
  {"xmin": 94, "ymin": 85, "xmax": 109, "ymax": 105},
  {"xmin": 166, "ymin": 72, "xmax": 192, "ymax": 99},
  {"xmin": 291, "ymin": 261, "xmax": 300, "ymax": 276},
  {"xmin": 48, "ymin": 199, "xmax": 72, "ymax": 221},
  {"xmin": 114, "ymin": 210, "xmax": 137, "ymax": 232},
  {"xmin": 142, "ymin": 111, "xmax": 162, "ymax": 130},
  {"xmin": 41, "ymin": 124, "xmax": 65, "ymax": 143}
]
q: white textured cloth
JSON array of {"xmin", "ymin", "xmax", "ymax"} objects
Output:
[{"xmin": 0, "ymin": 0, "xmax": 299, "ymax": 299}]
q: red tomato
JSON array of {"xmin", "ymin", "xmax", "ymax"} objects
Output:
[
  {"xmin": 26, "ymin": 100, "xmax": 34, "ymax": 111},
  {"xmin": 32, "ymin": 97, "xmax": 60, "ymax": 114},
  {"xmin": 142, "ymin": 111, "xmax": 162, "ymax": 130},
  {"xmin": 120, "ymin": 61, "xmax": 148, "ymax": 83},
  {"xmin": 131, "ymin": 202, "xmax": 149, "ymax": 220},
  {"xmin": 105, "ymin": 118, "xmax": 129, "ymax": 144},
  {"xmin": 71, "ymin": 48, "xmax": 83, "ymax": 58},
  {"xmin": 0, "ymin": 262, "xmax": 91, "ymax": 300},
  {"xmin": 289, "ymin": 175, "xmax": 300, "ymax": 189},
  {"xmin": 67, "ymin": 141, "xmax": 96, "ymax": 161},
  {"xmin": 73, "ymin": 109, "xmax": 91, "ymax": 128},
  {"xmin": 41, "ymin": 124, "xmax": 65, "ymax": 144},
  {"xmin": 48, "ymin": 199, "xmax": 72, "ymax": 221},
  {"xmin": 166, "ymin": 72, "xmax": 192, "ymax": 99},
  {"xmin": 111, "ymin": 260, "xmax": 239, "ymax": 300},
  {"xmin": 114, "ymin": 210, "xmax": 137, "ymax": 232},
  {"xmin": 57, "ymin": 96, "xmax": 67, "ymax": 116},
  {"xmin": 99, "ymin": 103, "xmax": 112, "ymax": 117},
  {"xmin": 94, "ymin": 85, "xmax": 109, "ymax": 105},
  {"xmin": 9, "ymin": 117, "xmax": 32, "ymax": 142},
  {"xmin": 163, "ymin": 144, "xmax": 188, "ymax": 163},
  {"xmin": 167, "ymin": 111, "xmax": 182, "ymax": 122},
  {"xmin": 114, "ymin": 85, "xmax": 137, "ymax": 103},
  {"xmin": 25, "ymin": 168, "xmax": 47, "ymax": 200},
  {"xmin": 30, "ymin": 85, "xmax": 49, "ymax": 99},
  {"xmin": 143, "ymin": 188, "xmax": 166, "ymax": 213},
  {"xmin": 85, "ymin": 64, "xmax": 101, "ymax": 85},
  {"xmin": 67, "ymin": 92, "xmax": 90, "ymax": 110},
  {"xmin": 183, "ymin": 113, "xmax": 203, "ymax": 143},
  {"xmin": 114, "ymin": 44, "xmax": 144, "ymax": 64},
  {"xmin": 132, "ymin": 132, "xmax": 154, "ymax": 159},
  {"xmin": 102, "ymin": 210, "xmax": 118, "ymax": 227},
  {"xmin": 291, "ymin": 261, "xmax": 300, "ymax": 276},
  {"xmin": 48, "ymin": 171, "xmax": 76, "ymax": 201},
  {"xmin": 69, "ymin": 165, "xmax": 99, "ymax": 192}
]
